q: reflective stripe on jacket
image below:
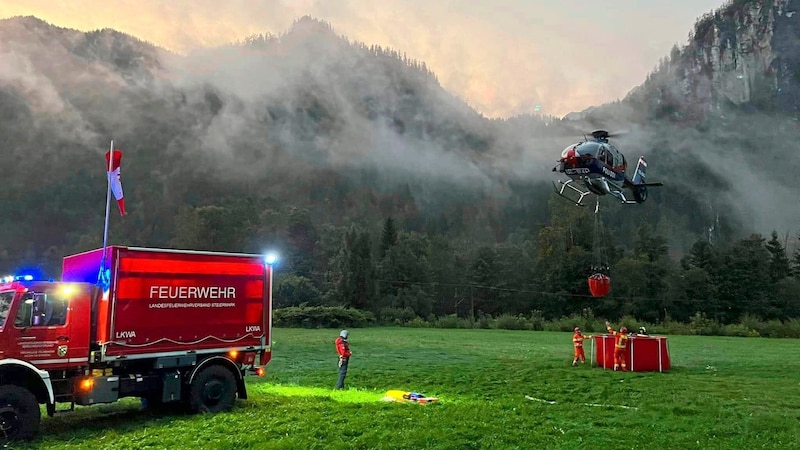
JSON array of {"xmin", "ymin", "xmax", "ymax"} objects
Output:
[{"xmin": 607, "ymin": 327, "xmax": 628, "ymax": 349}]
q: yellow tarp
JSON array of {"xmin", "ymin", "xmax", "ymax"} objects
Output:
[{"xmin": 381, "ymin": 390, "xmax": 440, "ymax": 404}]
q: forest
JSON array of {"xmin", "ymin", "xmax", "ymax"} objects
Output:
[
  {"xmin": 158, "ymin": 191, "xmax": 800, "ymax": 329},
  {"xmin": 1, "ymin": 4, "xmax": 800, "ymax": 331}
]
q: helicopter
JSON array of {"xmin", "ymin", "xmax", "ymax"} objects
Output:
[{"xmin": 551, "ymin": 130, "xmax": 663, "ymax": 206}]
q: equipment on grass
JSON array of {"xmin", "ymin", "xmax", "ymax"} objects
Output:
[{"xmin": 382, "ymin": 390, "xmax": 440, "ymax": 404}]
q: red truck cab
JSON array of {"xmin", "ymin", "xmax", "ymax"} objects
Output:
[
  {"xmin": 0, "ymin": 246, "xmax": 274, "ymax": 441},
  {"xmin": 0, "ymin": 280, "xmax": 92, "ymax": 367}
]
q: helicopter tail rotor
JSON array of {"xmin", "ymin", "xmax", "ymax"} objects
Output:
[{"xmin": 631, "ymin": 156, "xmax": 648, "ymax": 185}]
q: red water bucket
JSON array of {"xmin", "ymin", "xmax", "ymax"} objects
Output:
[{"xmin": 588, "ymin": 273, "xmax": 611, "ymax": 297}]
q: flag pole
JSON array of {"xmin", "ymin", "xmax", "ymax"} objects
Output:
[{"xmin": 99, "ymin": 140, "xmax": 114, "ymax": 286}]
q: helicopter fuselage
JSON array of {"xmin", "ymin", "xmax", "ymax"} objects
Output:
[
  {"xmin": 556, "ymin": 140, "xmax": 627, "ymax": 197},
  {"xmin": 552, "ymin": 130, "xmax": 662, "ymax": 206}
]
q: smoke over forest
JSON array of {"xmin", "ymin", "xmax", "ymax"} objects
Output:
[{"xmin": 1, "ymin": 10, "xmax": 800, "ymax": 275}]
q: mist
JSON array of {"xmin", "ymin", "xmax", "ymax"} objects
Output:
[
  {"xmin": 2, "ymin": 13, "xmax": 799, "ymax": 245},
  {"xmin": 157, "ymin": 21, "xmax": 505, "ymax": 200},
  {"xmin": 588, "ymin": 110, "xmax": 800, "ymax": 237},
  {"xmin": 0, "ymin": 0, "xmax": 726, "ymax": 118}
]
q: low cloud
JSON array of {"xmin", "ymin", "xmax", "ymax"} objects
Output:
[{"xmin": 1, "ymin": 0, "xmax": 724, "ymax": 118}]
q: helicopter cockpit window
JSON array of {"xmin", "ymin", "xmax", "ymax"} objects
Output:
[
  {"xmin": 578, "ymin": 141, "xmax": 600, "ymax": 157},
  {"xmin": 597, "ymin": 147, "xmax": 611, "ymax": 165},
  {"xmin": 610, "ymin": 146, "xmax": 623, "ymax": 167}
]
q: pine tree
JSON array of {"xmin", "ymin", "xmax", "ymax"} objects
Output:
[
  {"xmin": 380, "ymin": 217, "xmax": 398, "ymax": 258},
  {"xmin": 765, "ymin": 231, "xmax": 790, "ymax": 283},
  {"xmin": 285, "ymin": 207, "xmax": 317, "ymax": 278},
  {"xmin": 687, "ymin": 240, "xmax": 714, "ymax": 269},
  {"xmin": 334, "ymin": 226, "xmax": 375, "ymax": 310},
  {"xmin": 792, "ymin": 237, "xmax": 800, "ymax": 278},
  {"xmin": 634, "ymin": 223, "xmax": 668, "ymax": 262}
]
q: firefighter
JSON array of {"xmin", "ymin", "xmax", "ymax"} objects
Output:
[
  {"xmin": 605, "ymin": 321, "xmax": 629, "ymax": 371},
  {"xmin": 335, "ymin": 330, "xmax": 351, "ymax": 389},
  {"xmin": 572, "ymin": 327, "xmax": 592, "ymax": 366}
]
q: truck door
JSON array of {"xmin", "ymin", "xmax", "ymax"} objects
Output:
[{"xmin": 11, "ymin": 289, "xmax": 74, "ymax": 369}]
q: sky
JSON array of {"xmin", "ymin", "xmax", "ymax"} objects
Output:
[{"xmin": 1, "ymin": 0, "xmax": 725, "ymax": 118}]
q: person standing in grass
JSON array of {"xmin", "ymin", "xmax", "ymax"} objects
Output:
[
  {"xmin": 605, "ymin": 321, "xmax": 629, "ymax": 371},
  {"xmin": 572, "ymin": 327, "xmax": 592, "ymax": 366},
  {"xmin": 335, "ymin": 330, "xmax": 352, "ymax": 390}
]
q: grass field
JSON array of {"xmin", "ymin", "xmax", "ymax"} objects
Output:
[{"xmin": 14, "ymin": 328, "xmax": 800, "ymax": 449}]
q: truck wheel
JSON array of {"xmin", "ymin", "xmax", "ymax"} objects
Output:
[
  {"xmin": 0, "ymin": 385, "xmax": 41, "ymax": 441},
  {"xmin": 187, "ymin": 366, "xmax": 236, "ymax": 414}
]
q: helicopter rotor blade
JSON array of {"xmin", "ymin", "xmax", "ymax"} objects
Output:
[{"xmin": 589, "ymin": 129, "xmax": 629, "ymax": 139}]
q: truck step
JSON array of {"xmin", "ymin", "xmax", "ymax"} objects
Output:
[{"xmin": 52, "ymin": 401, "xmax": 76, "ymax": 414}]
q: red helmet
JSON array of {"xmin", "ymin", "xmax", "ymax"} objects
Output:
[{"xmin": 620, "ymin": 326, "xmax": 628, "ymax": 333}]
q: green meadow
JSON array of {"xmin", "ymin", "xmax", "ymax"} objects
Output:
[{"xmin": 17, "ymin": 328, "xmax": 800, "ymax": 449}]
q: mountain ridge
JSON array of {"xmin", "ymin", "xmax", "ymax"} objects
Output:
[{"xmin": 1, "ymin": 4, "xmax": 799, "ymax": 274}]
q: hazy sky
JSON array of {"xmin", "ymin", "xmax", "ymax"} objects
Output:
[{"xmin": 1, "ymin": 0, "xmax": 724, "ymax": 118}]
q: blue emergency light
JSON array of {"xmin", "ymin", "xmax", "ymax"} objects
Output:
[{"xmin": 2, "ymin": 274, "xmax": 35, "ymax": 283}]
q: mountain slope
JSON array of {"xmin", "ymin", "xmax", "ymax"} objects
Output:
[
  {"xmin": 570, "ymin": 0, "xmax": 800, "ymax": 237},
  {"xmin": 1, "ymin": 5, "xmax": 799, "ymax": 273},
  {"xmin": 0, "ymin": 15, "xmax": 555, "ymax": 269}
]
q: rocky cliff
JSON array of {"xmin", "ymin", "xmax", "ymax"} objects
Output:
[{"xmin": 628, "ymin": 0, "xmax": 800, "ymax": 121}]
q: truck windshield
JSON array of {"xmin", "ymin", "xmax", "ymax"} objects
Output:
[{"xmin": 0, "ymin": 291, "xmax": 14, "ymax": 328}]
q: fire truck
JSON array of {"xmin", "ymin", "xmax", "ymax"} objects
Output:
[{"xmin": 0, "ymin": 246, "xmax": 275, "ymax": 440}]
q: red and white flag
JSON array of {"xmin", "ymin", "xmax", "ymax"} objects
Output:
[{"xmin": 105, "ymin": 149, "xmax": 126, "ymax": 216}]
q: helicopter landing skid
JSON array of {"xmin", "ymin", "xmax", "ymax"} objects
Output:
[
  {"xmin": 609, "ymin": 190, "xmax": 639, "ymax": 205},
  {"xmin": 552, "ymin": 179, "xmax": 592, "ymax": 206}
]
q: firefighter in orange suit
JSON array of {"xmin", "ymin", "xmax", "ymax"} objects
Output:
[
  {"xmin": 572, "ymin": 327, "xmax": 592, "ymax": 366},
  {"xmin": 335, "ymin": 330, "xmax": 352, "ymax": 389},
  {"xmin": 605, "ymin": 321, "xmax": 629, "ymax": 371}
]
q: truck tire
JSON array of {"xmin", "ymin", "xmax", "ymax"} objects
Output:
[
  {"xmin": 187, "ymin": 365, "xmax": 236, "ymax": 414},
  {"xmin": 0, "ymin": 385, "xmax": 41, "ymax": 441}
]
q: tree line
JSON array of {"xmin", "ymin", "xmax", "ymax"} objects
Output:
[{"xmin": 160, "ymin": 194, "xmax": 800, "ymax": 326}]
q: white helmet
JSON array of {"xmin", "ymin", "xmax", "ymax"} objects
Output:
[{"xmin": 340, "ymin": 330, "xmax": 349, "ymax": 339}]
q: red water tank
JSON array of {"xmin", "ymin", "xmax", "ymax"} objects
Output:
[
  {"xmin": 593, "ymin": 335, "xmax": 671, "ymax": 372},
  {"xmin": 588, "ymin": 273, "xmax": 611, "ymax": 297}
]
